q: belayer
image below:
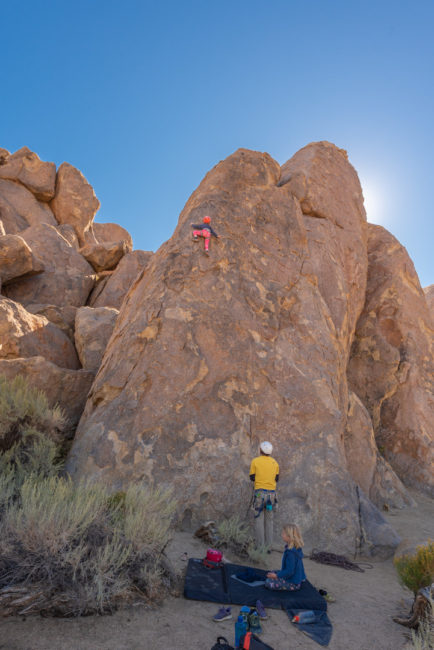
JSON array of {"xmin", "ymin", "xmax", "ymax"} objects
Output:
[
  {"xmin": 191, "ymin": 215, "xmax": 218, "ymax": 254},
  {"xmin": 249, "ymin": 441, "xmax": 279, "ymax": 548}
]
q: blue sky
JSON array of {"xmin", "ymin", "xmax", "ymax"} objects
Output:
[{"xmin": 1, "ymin": 0, "xmax": 433, "ymax": 286}]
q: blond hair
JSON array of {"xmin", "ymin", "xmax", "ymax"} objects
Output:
[{"xmin": 282, "ymin": 524, "xmax": 304, "ymax": 549}]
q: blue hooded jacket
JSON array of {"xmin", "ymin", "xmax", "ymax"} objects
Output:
[{"xmin": 276, "ymin": 546, "xmax": 306, "ymax": 583}]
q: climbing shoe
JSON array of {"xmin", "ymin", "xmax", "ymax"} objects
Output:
[
  {"xmin": 255, "ymin": 600, "xmax": 268, "ymax": 620},
  {"xmin": 248, "ymin": 608, "xmax": 262, "ymax": 634},
  {"xmin": 213, "ymin": 607, "xmax": 232, "ymax": 622}
]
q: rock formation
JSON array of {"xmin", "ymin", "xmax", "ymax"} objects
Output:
[
  {"xmin": 75, "ymin": 306, "xmax": 119, "ymax": 372},
  {"xmin": 0, "ymin": 146, "xmax": 56, "ymax": 200},
  {"xmin": 89, "ymin": 250, "xmax": 153, "ymax": 308},
  {"xmin": 66, "ymin": 143, "xmax": 427, "ymax": 557},
  {"xmin": 0, "ymin": 146, "xmax": 139, "ymax": 434},
  {"xmin": 93, "ymin": 222, "xmax": 133, "ymax": 250},
  {"xmin": 347, "ymin": 225, "xmax": 434, "ymax": 496},
  {"xmin": 0, "ymin": 298, "xmax": 80, "ymax": 369},
  {"xmin": 79, "ymin": 240, "xmax": 131, "ymax": 272},
  {"xmin": 4, "ymin": 223, "xmax": 95, "ymax": 307},
  {"xmin": 50, "ymin": 162, "xmax": 100, "ymax": 245},
  {"xmin": 0, "ymin": 234, "xmax": 44, "ymax": 284},
  {"xmin": 0, "ymin": 356, "xmax": 94, "ymax": 431},
  {"xmin": 344, "ymin": 392, "xmax": 414, "ymax": 510},
  {"xmin": 424, "ymin": 284, "xmax": 434, "ymax": 317},
  {"xmin": 1, "ymin": 142, "xmax": 432, "ymax": 557},
  {"xmin": 0, "ymin": 178, "xmax": 57, "ymax": 233}
]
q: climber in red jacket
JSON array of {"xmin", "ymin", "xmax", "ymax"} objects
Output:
[{"xmin": 191, "ymin": 216, "xmax": 218, "ymax": 254}]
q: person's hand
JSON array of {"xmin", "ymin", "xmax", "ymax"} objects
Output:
[{"xmin": 266, "ymin": 572, "xmax": 278, "ymax": 579}]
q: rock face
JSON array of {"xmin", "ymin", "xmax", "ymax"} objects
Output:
[
  {"xmin": 66, "ymin": 144, "xmax": 403, "ymax": 555},
  {"xmin": 74, "ymin": 306, "xmax": 119, "ymax": 373},
  {"xmin": 79, "ymin": 240, "xmax": 131, "ymax": 272},
  {"xmin": 0, "ymin": 298, "xmax": 80, "ymax": 369},
  {"xmin": 0, "ymin": 146, "xmax": 126, "ymax": 440},
  {"xmin": 0, "ymin": 234, "xmax": 44, "ymax": 284},
  {"xmin": 0, "ymin": 356, "xmax": 94, "ymax": 430},
  {"xmin": 0, "ymin": 147, "xmax": 56, "ymax": 201},
  {"xmin": 4, "ymin": 223, "xmax": 95, "ymax": 308},
  {"xmin": 89, "ymin": 250, "xmax": 153, "ymax": 309},
  {"xmin": 279, "ymin": 141, "xmax": 368, "ymax": 360},
  {"xmin": 344, "ymin": 392, "xmax": 414, "ymax": 510},
  {"xmin": 348, "ymin": 225, "xmax": 434, "ymax": 496},
  {"xmin": 94, "ymin": 222, "xmax": 133, "ymax": 250},
  {"xmin": 26, "ymin": 304, "xmax": 78, "ymax": 341},
  {"xmin": 1, "ymin": 141, "xmax": 430, "ymax": 557},
  {"xmin": 424, "ymin": 284, "xmax": 434, "ymax": 317},
  {"xmin": 50, "ymin": 162, "xmax": 100, "ymax": 245},
  {"xmin": 0, "ymin": 178, "xmax": 57, "ymax": 234}
]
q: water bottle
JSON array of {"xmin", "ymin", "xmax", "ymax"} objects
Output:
[
  {"xmin": 240, "ymin": 605, "xmax": 250, "ymax": 627},
  {"xmin": 235, "ymin": 615, "xmax": 247, "ymax": 648},
  {"xmin": 292, "ymin": 609, "xmax": 316, "ymax": 624}
]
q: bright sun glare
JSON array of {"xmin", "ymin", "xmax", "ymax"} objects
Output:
[{"xmin": 360, "ymin": 179, "xmax": 386, "ymax": 225}]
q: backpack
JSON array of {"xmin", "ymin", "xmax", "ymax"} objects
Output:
[
  {"xmin": 240, "ymin": 632, "xmax": 274, "ymax": 650},
  {"xmin": 210, "ymin": 637, "xmax": 234, "ymax": 650}
]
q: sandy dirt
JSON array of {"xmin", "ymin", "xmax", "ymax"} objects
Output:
[{"xmin": 1, "ymin": 489, "xmax": 432, "ymax": 650}]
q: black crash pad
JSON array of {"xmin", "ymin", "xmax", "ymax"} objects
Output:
[{"xmin": 184, "ymin": 559, "xmax": 327, "ymax": 611}]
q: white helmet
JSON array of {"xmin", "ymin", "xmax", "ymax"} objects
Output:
[{"xmin": 260, "ymin": 441, "xmax": 273, "ymax": 455}]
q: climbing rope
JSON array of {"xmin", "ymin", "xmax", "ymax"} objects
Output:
[{"xmin": 309, "ymin": 549, "xmax": 373, "ymax": 572}]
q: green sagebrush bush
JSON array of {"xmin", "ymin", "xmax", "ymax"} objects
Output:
[
  {"xmin": 0, "ymin": 375, "xmax": 178, "ymax": 616},
  {"xmin": 0, "ymin": 374, "xmax": 65, "ymax": 450},
  {"xmin": 215, "ymin": 515, "xmax": 269, "ymax": 564},
  {"xmin": 1, "ymin": 472, "xmax": 178, "ymax": 615},
  {"xmin": 394, "ymin": 541, "xmax": 434, "ymax": 594}
]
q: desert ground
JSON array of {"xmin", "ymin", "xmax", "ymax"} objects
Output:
[{"xmin": 1, "ymin": 489, "xmax": 432, "ymax": 650}]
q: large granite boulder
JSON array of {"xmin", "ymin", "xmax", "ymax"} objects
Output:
[
  {"xmin": 348, "ymin": 225, "xmax": 434, "ymax": 496},
  {"xmin": 0, "ymin": 147, "xmax": 56, "ymax": 201},
  {"xmin": 94, "ymin": 222, "xmax": 133, "ymax": 250},
  {"xmin": 50, "ymin": 162, "xmax": 100, "ymax": 245},
  {"xmin": 424, "ymin": 284, "xmax": 434, "ymax": 318},
  {"xmin": 89, "ymin": 250, "xmax": 153, "ymax": 309},
  {"xmin": 0, "ymin": 234, "xmax": 44, "ymax": 284},
  {"xmin": 66, "ymin": 144, "xmax": 400, "ymax": 555},
  {"xmin": 0, "ymin": 356, "xmax": 94, "ymax": 431},
  {"xmin": 79, "ymin": 240, "xmax": 131, "ymax": 272},
  {"xmin": 26, "ymin": 303, "xmax": 78, "ymax": 341},
  {"xmin": 74, "ymin": 306, "xmax": 119, "ymax": 373},
  {"xmin": 0, "ymin": 297, "xmax": 80, "ymax": 369},
  {"xmin": 344, "ymin": 392, "xmax": 414, "ymax": 510},
  {"xmin": 4, "ymin": 223, "xmax": 95, "ymax": 308},
  {"xmin": 279, "ymin": 141, "xmax": 368, "ymax": 359},
  {"xmin": 0, "ymin": 178, "xmax": 57, "ymax": 234}
]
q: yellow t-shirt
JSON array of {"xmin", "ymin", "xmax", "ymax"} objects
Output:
[{"xmin": 249, "ymin": 455, "xmax": 279, "ymax": 490}]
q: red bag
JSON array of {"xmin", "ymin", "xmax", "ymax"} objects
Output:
[
  {"xmin": 206, "ymin": 548, "xmax": 223, "ymax": 563},
  {"xmin": 203, "ymin": 548, "xmax": 223, "ymax": 569}
]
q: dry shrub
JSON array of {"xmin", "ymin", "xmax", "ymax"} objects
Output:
[
  {"xmin": 394, "ymin": 542, "xmax": 434, "ymax": 594},
  {"xmin": 214, "ymin": 515, "xmax": 270, "ymax": 564},
  {"xmin": 0, "ymin": 376, "xmax": 178, "ymax": 616},
  {"xmin": 246, "ymin": 543, "xmax": 271, "ymax": 566},
  {"xmin": 123, "ymin": 484, "xmax": 177, "ymax": 554},
  {"xmin": 410, "ymin": 616, "xmax": 434, "ymax": 650},
  {"xmin": 216, "ymin": 515, "xmax": 252, "ymax": 557},
  {"xmin": 0, "ymin": 375, "xmax": 65, "ymax": 453},
  {"xmin": 1, "ymin": 475, "xmax": 178, "ymax": 615}
]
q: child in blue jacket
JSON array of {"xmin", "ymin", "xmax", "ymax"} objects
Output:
[{"xmin": 265, "ymin": 523, "xmax": 306, "ymax": 591}]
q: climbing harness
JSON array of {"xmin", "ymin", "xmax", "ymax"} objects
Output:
[{"xmin": 253, "ymin": 489, "xmax": 276, "ymax": 519}]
